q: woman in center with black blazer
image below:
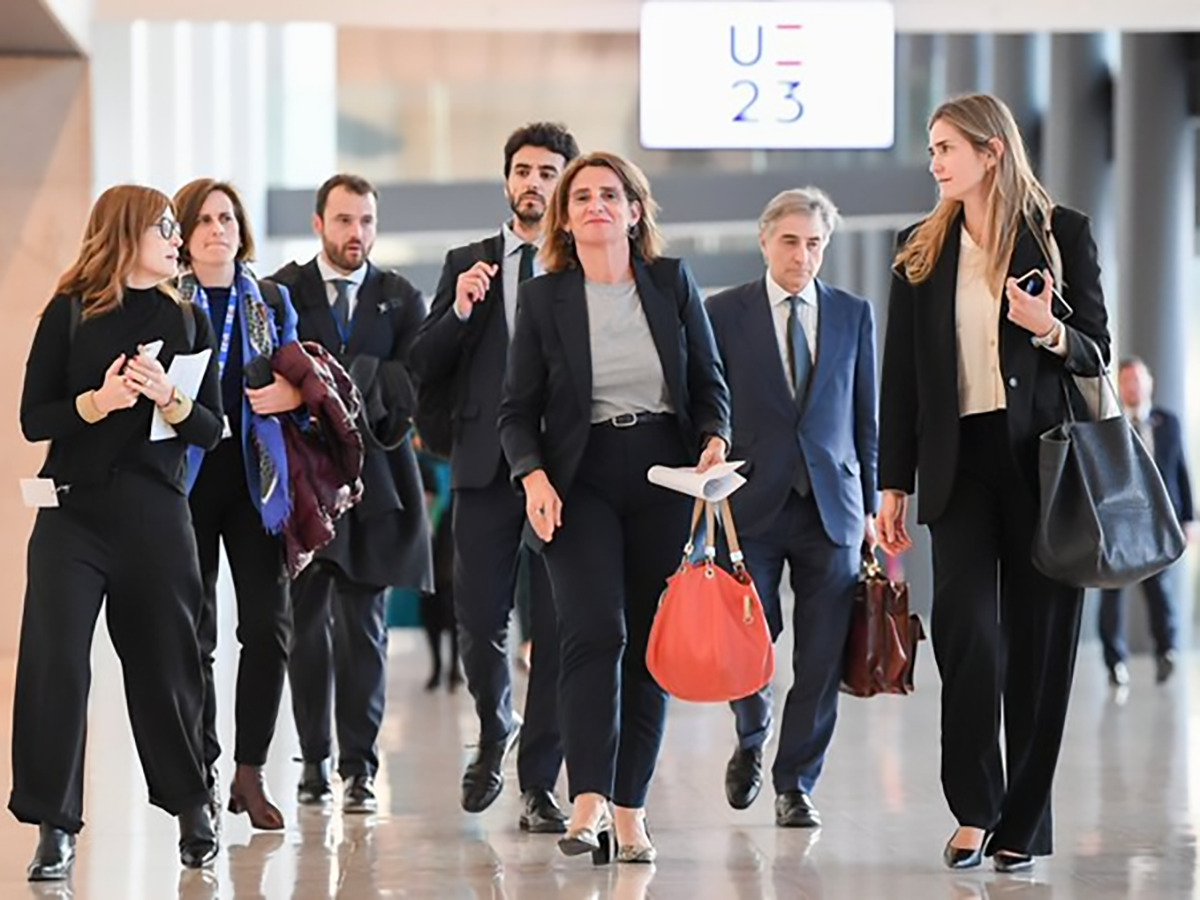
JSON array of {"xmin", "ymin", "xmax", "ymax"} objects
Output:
[
  {"xmin": 499, "ymin": 151, "xmax": 731, "ymax": 864},
  {"xmin": 876, "ymin": 94, "xmax": 1110, "ymax": 873}
]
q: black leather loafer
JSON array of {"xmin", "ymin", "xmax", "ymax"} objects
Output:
[
  {"xmin": 343, "ymin": 775, "xmax": 378, "ymax": 814},
  {"xmin": 297, "ymin": 759, "xmax": 333, "ymax": 805},
  {"xmin": 461, "ymin": 725, "xmax": 520, "ymax": 813},
  {"xmin": 725, "ymin": 746, "xmax": 764, "ymax": 810},
  {"xmin": 774, "ymin": 791, "xmax": 821, "ymax": 828},
  {"xmin": 519, "ymin": 788, "xmax": 568, "ymax": 834},
  {"xmin": 27, "ymin": 823, "xmax": 76, "ymax": 882},
  {"xmin": 943, "ymin": 840, "xmax": 985, "ymax": 870},
  {"xmin": 178, "ymin": 804, "xmax": 219, "ymax": 869}
]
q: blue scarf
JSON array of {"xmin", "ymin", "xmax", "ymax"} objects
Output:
[{"xmin": 183, "ymin": 265, "xmax": 293, "ymax": 534}]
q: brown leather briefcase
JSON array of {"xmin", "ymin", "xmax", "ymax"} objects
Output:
[{"xmin": 840, "ymin": 548, "xmax": 926, "ymax": 698}]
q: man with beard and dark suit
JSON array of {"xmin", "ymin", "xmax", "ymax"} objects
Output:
[
  {"xmin": 269, "ymin": 173, "xmax": 432, "ymax": 814},
  {"xmin": 409, "ymin": 123, "xmax": 579, "ymax": 831},
  {"xmin": 705, "ymin": 187, "xmax": 878, "ymax": 830},
  {"xmin": 1099, "ymin": 357, "xmax": 1196, "ymax": 687}
]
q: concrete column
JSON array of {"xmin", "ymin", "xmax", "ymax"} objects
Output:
[
  {"xmin": 1116, "ymin": 33, "xmax": 1196, "ymax": 655},
  {"xmin": 943, "ymin": 34, "xmax": 983, "ymax": 98},
  {"xmin": 894, "ymin": 34, "xmax": 937, "ymax": 162},
  {"xmin": 991, "ymin": 34, "xmax": 1042, "ymax": 168}
]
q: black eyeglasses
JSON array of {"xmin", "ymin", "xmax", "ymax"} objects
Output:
[{"xmin": 153, "ymin": 216, "xmax": 183, "ymax": 240}]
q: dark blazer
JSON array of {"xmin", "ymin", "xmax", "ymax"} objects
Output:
[
  {"xmin": 878, "ymin": 205, "xmax": 1111, "ymax": 524},
  {"xmin": 498, "ymin": 256, "xmax": 731, "ymax": 543},
  {"xmin": 408, "ymin": 233, "xmax": 508, "ymax": 490},
  {"xmin": 1147, "ymin": 407, "xmax": 1194, "ymax": 524},
  {"xmin": 268, "ymin": 258, "xmax": 432, "ymax": 591},
  {"xmin": 706, "ymin": 278, "xmax": 878, "ymax": 547}
]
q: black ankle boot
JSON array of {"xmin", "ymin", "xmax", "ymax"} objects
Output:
[
  {"xmin": 178, "ymin": 803, "xmax": 219, "ymax": 868},
  {"xmin": 27, "ymin": 823, "xmax": 75, "ymax": 882}
]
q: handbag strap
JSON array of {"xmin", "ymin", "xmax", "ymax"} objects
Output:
[
  {"xmin": 681, "ymin": 498, "xmax": 705, "ymax": 561},
  {"xmin": 716, "ymin": 499, "xmax": 747, "ymax": 573}
]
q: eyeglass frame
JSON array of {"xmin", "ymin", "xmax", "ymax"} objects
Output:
[{"xmin": 152, "ymin": 216, "xmax": 183, "ymax": 241}]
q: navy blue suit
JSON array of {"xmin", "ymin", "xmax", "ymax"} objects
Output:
[
  {"xmin": 705, "ymin": 276, "xmax": 877, "ymax": 796},
  {"xmin": 1099, "ymin": 407, "xmax": 1193, "ymax": 664}
]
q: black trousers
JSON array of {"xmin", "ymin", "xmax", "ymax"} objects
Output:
[
  {"xmin": 288, "ymin": 562, "xmax": 387, "ymax": 778},
  {"xmin": 928, "ymin": 412, "xmax": 1083, "ymax": 858},
  {"xmin": 731, "ymin": 492, "xmax": 858, "ymax": 795},
  {"xmin": 542, "ymin": 418, "xmax": 691, "ymax": 808},
  {"xmin": 9, "ymin": 472, "xmax": 209, "ymax": 833},
  {"xmin": 454, "ymin": 468, "xmax": 562, "ymax": 792},
  {"xmin": 190, "ymin": 439, "xmax": 291, "ymax": 769},
  {"xmin": 1098, "ymin": 571, "xmax": 1177, "ymax": 667}
]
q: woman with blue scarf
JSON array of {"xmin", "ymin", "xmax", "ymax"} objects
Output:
[{"xmin": 173, "ymin": 179, "xmax": 300, "ymax": 830}]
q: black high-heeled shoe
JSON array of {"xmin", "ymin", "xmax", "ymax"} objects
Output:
[
  {"xmin": 27, "ymin": 823, "xmax": 76, "ymax": 882},
  {"xmin": 558, "ymin": 809, "xmax": 615, "ymax": 865},
  {"xmin": 942, "ymin": 831, "xmax": 986, "ymax": 870},
  {"xmin": 993, "ymin": 850, "xmax": 1034, "ymax": 873}
]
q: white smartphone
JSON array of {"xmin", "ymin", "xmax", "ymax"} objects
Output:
[{"xmin": 138, "ymin": 339, "xmax": 164, "ymax": 361}]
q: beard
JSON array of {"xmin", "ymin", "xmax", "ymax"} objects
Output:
[
  {"xmin": 508, "ymin": 191, "xmax": 546, "ymax": 228},
  {"xmin": 323, "ymin": 237, "xmax": 371, "ymax": 272}
]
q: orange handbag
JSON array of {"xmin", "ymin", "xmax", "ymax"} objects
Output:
[{"xmin": 647, "ymin": 499, "xmax": 775, "ymax": 703}]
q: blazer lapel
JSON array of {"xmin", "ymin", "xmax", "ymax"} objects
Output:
[
  {"xmin": 296, "ymin": 260, "xmax": 344, "ymax": 353},
  {"xmin": 633, "ymin": 258, "xmax": 684, "ymax": 409},
  {"xmin": 1001, "ymin": 222, "xmax": 1047, "ymax": 384},
  {"xmin": 802, "ymin": 280, "xmax": 847, "ymax": 415},
  {"xmin": 346, "ymin": 264, "xmax": 383, "ymax": 357},
  {"xmin": 740, "ymin": 279, "xmax": 795, "ymax": 414},
  {"xmin": 923, "ymin": 218, "xmax": 963, "ymax": 395},
  {"xmin": 550, "ymin": 268, "xmax": 592, "ymax": 419}
]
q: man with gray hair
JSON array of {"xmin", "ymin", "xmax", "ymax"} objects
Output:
[{"xmin": 705, "ymin": 187, "xmax": 878, "ymax": 828}]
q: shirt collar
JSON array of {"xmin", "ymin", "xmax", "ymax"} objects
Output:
[
  {"xmin": 766, "ymin": 272, "xmax": 818, "ymax": 308},
  {"xmin": 502, "ymin": 221, "xmax": 543, "ymax": 257},
  {"xmin": 317, "ymin": 253, "xmax": 368, "ymax": 287}
]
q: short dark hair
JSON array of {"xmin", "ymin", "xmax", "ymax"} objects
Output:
[
  {"xmin": 503, "ymin": 122, "xmax": 580, "ymax": 177},
  {"xmin": 1119, "ymin": 356, "xmax": 1149, "ymax": 374},
  {"xmin": 316, "ymin": 174, "xmax": 377, "ymax": 218}
]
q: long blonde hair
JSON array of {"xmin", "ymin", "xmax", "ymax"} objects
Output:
[
  {"xmin": 541, "ymin": 152, "xmax": 666, "ymax": 273},
  {"xmin": 894, "ymin": 94, "xmax": 1054, "ymax": 285},
  {"xmin": 55, "ymin": 184, "xmax": 178, "ymax": 318}
]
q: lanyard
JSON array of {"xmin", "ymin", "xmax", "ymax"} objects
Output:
[{"xmin": 194, "ymin": 284, "xmax": 240, "ymax": 379}]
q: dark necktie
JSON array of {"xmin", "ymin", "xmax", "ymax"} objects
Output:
[
  {"xmin": 331, "ymin": 278, "xmax": 352, "ymax": 349},
  {"xmin": 518, "ymin": 243, "xmax": 537, "ymax": 284},
  {"xmin": 788, "ymin": 295, "xmax": 814, "ymax": 496}
]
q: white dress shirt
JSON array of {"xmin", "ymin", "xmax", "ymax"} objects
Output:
[
  {"xmin": 317, "ymin": 254, "xmax": 368, "ymax": 322},
  {"xmin": 765, "ymin": 273, "xmax": 819, "ymax": 396}
]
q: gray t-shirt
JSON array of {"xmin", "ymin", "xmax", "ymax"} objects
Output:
[{"xmin": 585, "ymin": 279, "xmax": 675, "ymax": 423}]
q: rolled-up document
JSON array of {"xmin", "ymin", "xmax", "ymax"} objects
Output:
[{"xmin": 647, "ymin": 460, "xmax": 746, "ymax": 502}]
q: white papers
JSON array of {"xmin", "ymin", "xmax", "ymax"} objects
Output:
[
  {"xmin": 647, "ymin": 461, "xmax": 746, "ymax": 502},
  {"xmin": 19, "ymin": 478, "xmax": 60, "ymax": 508},
  {"xmin": 150, "ymin": 349, "xmax": 213, "ymax": 441}
]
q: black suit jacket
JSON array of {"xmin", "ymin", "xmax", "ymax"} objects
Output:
[
  {"xmin": 268, "ymin": 258, "xmax": 432, "ymax": 591},
  {"xmin": 879, "ymin": 206, "xmax": 1111, "ymax": 524},
  {"xmin": 408, "ymin": 233, "xmax": 509, "ymax": 490},
  {"xmin": 1148, "ymin": 408, "xmax": 1194, "ymax": 524},
  {"xmin": 499, "ymin": 256, "xmax": 731, "ymax": 547}
]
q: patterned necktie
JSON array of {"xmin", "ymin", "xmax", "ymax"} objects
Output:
[
  {"xmin": 331, "ymin": 278, "xmax": 352, "ymax": 349},
  {"xmin": 518, "ymin": 243, "xmax": 537, "ymax": 284},
  {"xmin": 788, "ymin": 295, "xmax": 813, "ymax": 496}
]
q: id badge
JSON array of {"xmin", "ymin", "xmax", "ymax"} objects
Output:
[{"xmin": 20, "ymin": 478, "xmax": 61, "ymax": 508}]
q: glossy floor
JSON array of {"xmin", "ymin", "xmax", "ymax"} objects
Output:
[{"xmin": 0, "ymin": 619, "xmax": 1195, "ymax": 898}]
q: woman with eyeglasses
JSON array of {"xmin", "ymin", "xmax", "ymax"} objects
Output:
[
  {"xmin": 172, "ymin": 178, "xmax": 300, "ymax": 831},
  {"xmin": 11, "ymin": 185, "xmax": 224, "ymax": 880}
]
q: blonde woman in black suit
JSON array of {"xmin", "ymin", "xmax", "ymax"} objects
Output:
[
  {"xmin": 499, "ymin": 151, "xmax": 731, "ymax": 864},
  {"xmin": 876, "ymin": 94, "xmax": 1110, "ymax": 873}
]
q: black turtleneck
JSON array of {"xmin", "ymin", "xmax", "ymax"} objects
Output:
[{"xmin": 20, "ymin": 287, "xmax": 224, "ymax": 491}]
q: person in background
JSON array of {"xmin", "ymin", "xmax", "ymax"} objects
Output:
[
  {"xmin": 12, "ymin": 184, "xmax": 224, "ymax": 878},
  {"xmin": 173, "ymin": 177, "xmax": 301, "ymax": 831},
  {"xmin": 271, "ymin": 173, "xmax": 432, "ymax": 815},
  {"xmin": 876, "ymin": 94, "xmax": 1110, "ymax": 874},
  {"xmin": 410, "ymin": 123, "xmax": 579, "ymax": 832},
  {"xmin": 499, "ymin": 151, "xmax": 731, "ymax": 863},
  {"xmin": 1099, "ymin": 356, "xmax": 1195, "ymax": 686}
]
